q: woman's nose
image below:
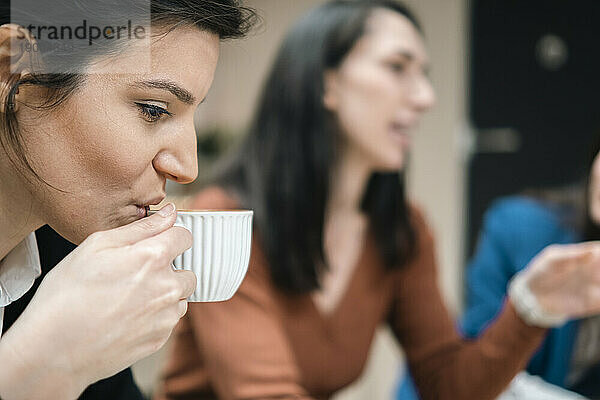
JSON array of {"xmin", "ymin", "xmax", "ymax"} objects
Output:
[
  {"xmin": 410, "ymin": 75, "xmax": 436, "ymax": 112},
  {"xmin": 152, "ymin": 126, "xmax": 198, "ymax": 184}
]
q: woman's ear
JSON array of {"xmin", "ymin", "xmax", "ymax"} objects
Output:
[
  {"xmin": 0, "ymin": 24, "xmax": 35, "ymax": 112},
  {"xmin": 0, "ymin": 23, "xmax": 34, "ymax": 75},
  {"xmin": 323, "ymin": 69, "xmax": 340, "ymax": 112}
]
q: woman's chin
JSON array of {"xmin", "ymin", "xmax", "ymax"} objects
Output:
[
  {"xmin": 52, "ymin": 213, "xmax": 137, "ymax": 245},
  {"xmin": 373, "ymin": 155, "xmax": 406, "ymax": 173}
]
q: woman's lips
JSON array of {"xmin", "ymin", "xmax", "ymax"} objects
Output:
[
  {"xmin": 135, "ymin": 205, "xmax": 150, "ymax": 218},
  {"xmin": 134, "ymin": 195, "xmax": 166, "ymax": 219},
  {"xmin": 389, "ymin": 124, "xmax": 411, "ymax": 147}
]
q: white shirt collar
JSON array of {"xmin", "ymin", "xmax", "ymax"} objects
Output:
[
  {"xmin": 0, "ymin": 233, "xmax": 42, "ymax": 307},
  {"xmin": 0, "ymin": 232, "xmax": 41, "ymax": 336}
]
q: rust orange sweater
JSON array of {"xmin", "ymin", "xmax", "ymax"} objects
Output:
[{"xmin": 154, "ymin": 187, "xmax": 547, "ymax": 400}]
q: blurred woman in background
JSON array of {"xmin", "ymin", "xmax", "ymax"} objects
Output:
[{"xmin": 157, "ymin": 1, "xmax": 600, "ymax": 399}]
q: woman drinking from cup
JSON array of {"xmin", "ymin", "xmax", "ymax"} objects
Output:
[{"xmin": 0, "ymin": 1, "xmax": 255, "ymax": 399}]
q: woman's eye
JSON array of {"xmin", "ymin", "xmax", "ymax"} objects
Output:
[
  {"xmin": 135, "ymin": 102, "xmax": 172, "ymax": 123},
  {"xmin": 389, "ymin": 62, "xmax": 406, "ymax": 73}
]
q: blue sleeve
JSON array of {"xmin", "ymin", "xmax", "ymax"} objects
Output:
[{"xmin": 460, "ymin": 197, "xmax": 575, "ymax": 338}]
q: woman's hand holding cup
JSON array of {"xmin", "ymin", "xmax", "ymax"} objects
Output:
[{"xmin": 0, "ymin": 203, "xmax": 196, "ymax": 400}]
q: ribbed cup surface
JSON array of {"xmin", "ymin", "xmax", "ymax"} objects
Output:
[{"xmin": 173, "ymin": 211, "xmax": 253, "ymax": 302}]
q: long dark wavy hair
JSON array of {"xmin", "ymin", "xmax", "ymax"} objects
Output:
[{"xmin": 217, "ymin": 0, "xmax": 422, "ymax": 293}]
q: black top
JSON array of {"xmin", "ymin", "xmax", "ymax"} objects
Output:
[{"xmin": 2, "ymin": 225, "xmax": 145, "ymax": 400}]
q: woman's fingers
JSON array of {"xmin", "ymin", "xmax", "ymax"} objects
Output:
[
  {"xmin": 101, "ymin": 203, "xmax": 177, "ymax": 247},
  {"xmin": 136, "ymin": 226, "xmax": 195, "ymax": 299},
  {"xmin": 173, "ymin": 270, "xmax": 197, "ymax": 300},
  {"xmin": 545, "ymin": 241, "xmax": 600, "ymax": 263},
  {"xmin": 137, "ymin": 225, "xmax": 193, "ymax": 266},
  {"xmin": 527, "ymin": 242, "xmax": 600, "ymax": 319},
  {"xmin": 177, "ymin": 299, "xmax": 189, "ymax": 318}
]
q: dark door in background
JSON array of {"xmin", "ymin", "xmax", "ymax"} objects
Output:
[{"xmin": 468, "ymin": 0, "xmax": 600, "ymax": 254}]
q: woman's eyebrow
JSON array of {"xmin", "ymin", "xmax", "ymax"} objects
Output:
[
  {"xmin": 129, "ymin": 79, "xmax": 197, "ymax": 105},
  {"xmin": 393, "ymin": 49, "xmax": 430, "ymax": 71},
  {"xmin": 393, "ymin": 50, "xmax": 414, "ymax": 60}
]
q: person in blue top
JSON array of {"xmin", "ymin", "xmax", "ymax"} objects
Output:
[
  {"xmin": 462, "ymin": 196, "xmax": 579, "ymax": 385},
  {"xmin": 398, "ymin": 138, "xmax": 600, "ymax": 399}
]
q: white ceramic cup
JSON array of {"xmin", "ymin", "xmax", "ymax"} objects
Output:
[{"xmin": 151, "ymin": 209, "xmax": 253, "ymax": 302}]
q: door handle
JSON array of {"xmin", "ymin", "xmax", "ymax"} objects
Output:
[{"xmin": 475, "ymin": 128, "xmax": 521, "ymax": 154}]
